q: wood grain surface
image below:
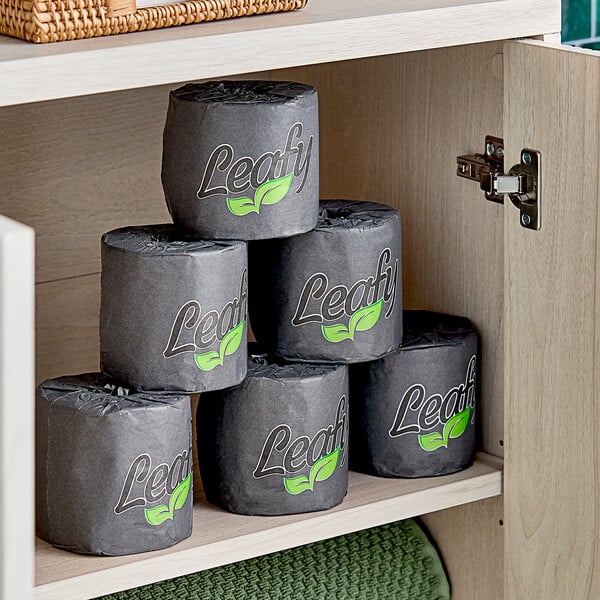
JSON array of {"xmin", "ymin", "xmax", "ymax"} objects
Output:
[
  {"xmin": 504, "ymin": 40, "xmax": 600, "ymax": 599},
  {"xmin": 0, "ymin": 0, "xmax": 559, "ymax": 107},
  {"xmin": 0, "ymin": 217, "xmax": 35, "ymax": 600},
  {"xmin": 0, "ymin": 86, "xmax": 171, "ymax": 283},
  {"xmin": 276, "ymin": 42, "xmax": 506, "ymax": 600},
  {"xmin": 0, "ymin": 38, "xmax": 524, "ymax": 599},
  {"xmin": 35, "ymin": 454, "xmax": 502, "ymax": 600}
]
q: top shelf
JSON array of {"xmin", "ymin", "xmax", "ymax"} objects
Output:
[{"xmin": 0, "ymin": 0, "xmax": 560, "ymax": 107}]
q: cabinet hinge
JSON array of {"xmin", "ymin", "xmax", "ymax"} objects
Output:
[{"xmin": 456, "ymin": 136, "xmax": 541, "ymax": 230}]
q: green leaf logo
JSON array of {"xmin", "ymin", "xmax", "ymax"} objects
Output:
[
  {"xmin": 418, "ymin": 406, "xmax": 472, "ymax": 452},
  {"xmin": 219, "ymin": 320, "xmax": 244, "ymax": 359},
  {"xmin": 194, "ymin": 320, "xmax": 245, "ymax": 371},
  {"xmin": 195, "ymin": 351, "xmax": 221, "ymax": 371},
  {"xmin": 255, "ymin": 172, "xmax": 293, "ymax": 206},
  {"xmin": 283, "ymin": 447, "xmax": 341, "ymax": 495},
  {"xmin": 418, "ymin": 431, "xmax": 447, "ymax": 452},
  {"xmin": 311, "ymin": 447, "xmax": 340, "ymax": 483},
  {"xmin": 170, "ymin": 472, "xmax": 191, "ymax": 512},
  {"xmin": 284, "ymin": 474, "xmax": 312, "ymax": 495},
  {"xmin": 444, "ymin": 406, "xmax": 471, "ymax": 441},
  {"xmin": 321, "ymin": 299, "xmax": 384, "ymax": 343},
  {"xmin": 227, "ymin": 173, "xmax": 293, "ymax": 216},
  {"xmin": 226, "ymin": 196, "xmax": 256, "ymax": 216},
  {"xmin": 144, "ymin": 473, "xmax": 192, "ymax": 526},
  {"xmin": 321, "ymin": 323, "xmax": 352, "ymax": 343},
  {"xmin": 349, "ymin": 299, "xmax": 383, "ymax": 333},
  {"xmin": 144, "ymin": 504, "xmax": 172, "ymax": 526}
]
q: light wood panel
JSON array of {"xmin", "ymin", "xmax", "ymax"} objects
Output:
[
  {"xmin": 0, "ymin": 0, "xmax": 560, "ymax": 107},
  {"xmin": 422, "ymin": 496, "xmax": 504, "ymax": 599},
  {"xmin": 0, "ymin": 87, "xmax": 171, "ymax": 283},
  {"xmin": 36, "ymin": 275, "xmax": 100, "ymax": 384},
  {"xmin": 276, "ymin": 41, "xmax": 505, "ymax": 600},
  {"xmin": 0, "ymin": 216, "xmax": 35, "ymax": 600},
  {"xmin": 35, "ymin": 454, "xmax": 502, "ymax": 600},
  {"xmin": 504, "ymin": 40, "xmax": 600, "ymax": 599}
]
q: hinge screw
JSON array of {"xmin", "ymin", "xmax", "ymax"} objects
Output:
[
  {"xmin": 486, "ymin": 142, "xmax": 495, "ymax": 155},
  {"xmin": 522, "ymin": 152, "xmax": 532, "ymax": 165},
  {"xmin": 496, "ymin": 147, "xmax": 504, "ymax": 159},
  {"xmin": 521, "ymin": 214, "xmax": 532, "ymax": 226}
]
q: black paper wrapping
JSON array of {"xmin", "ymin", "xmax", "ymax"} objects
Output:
[
  {"xmin": 161, "ymin": 80, "xmax": 319, "ymax": 240},
  {"xmin": 100, "ymin": 225, "xmax": 248, "ymax": 392},
  {"xmin": 249, "ymin": 200, "xmax": 402, "ymax": 363},
  {"xmin": 350, "ymin": 311, "xmax": 478, "ymax": 478},
  {"xmin": 197, "ymin": 353, "xmax": 349, "ymax": 516},
  {"xmin": 36, "ymin": 374, "xmax": 193, "ymax": 556}
]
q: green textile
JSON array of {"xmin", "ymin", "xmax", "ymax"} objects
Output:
[{"xmin": 97, "ymin": 520, "xmax": 450, "ymax": 600}]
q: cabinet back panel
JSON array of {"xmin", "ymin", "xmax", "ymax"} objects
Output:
[
  {"xmin": 275, "ymin": 42, "xmax": 504, "ymax": 460},
  {"xmin": 17, "ymin": 50, "xmax": 504, "ymax": 598},
  {"xmin": 275, "ymin": 42, "xmax": 505, "ymax": 600},
  {"xmin": 421, "ymin": 496, "xmax": 504, "ymax": 599},
  {"xmin": 0, "ymin": 74, "xmax": 267, "ymax": 285},
  {"xmin": 0, "ymin": 87, "xmax": 171, "ymax": 284}
]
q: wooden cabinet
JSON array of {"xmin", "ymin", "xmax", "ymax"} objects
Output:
[{"xmin": 3, "ymin": 1, "xmax": 595, "ymax": 598}]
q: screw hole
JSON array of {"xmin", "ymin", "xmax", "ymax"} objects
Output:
[
  {"xmin": 499, "ymin": 439, "xmax": 504, "ymax": 447},
  {"xmin": 499, "ymin": 519, "xmax": 504, "ymax": 526}
]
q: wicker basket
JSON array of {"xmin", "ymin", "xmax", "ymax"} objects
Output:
[{"xmin": 0, "ymin": 0, "xmax": 307, "ymax": 43}]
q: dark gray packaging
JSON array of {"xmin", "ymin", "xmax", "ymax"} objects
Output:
[
  {"xmin": 100, "ymin": 225, "xmax": 247, "ymax": 392},
  {"xmin": 161, "ymin": 80, "xmax": 319, "ymax": 240},
  {"xmin": 36, "ymin": 374, "xmax": 193, "ymax": 556},
  {"xmin": 197, "ymin": 353, "xmax": 349, "ymax": 516},
  {"xmin": 350, "ymin": 311, "xmax": 478, "ymax": 478},
  {"xmin": 249, "ymin": 200, "xmax": 402, "ymax": 364}
]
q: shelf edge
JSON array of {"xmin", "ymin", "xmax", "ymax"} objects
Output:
[
  {"xmin": 0, "ymin": 0, "xmax": 560, "ymax": 107},
  {"xmin": 35, "ymin": 454, "xmax": 502, "ymax": 600}
]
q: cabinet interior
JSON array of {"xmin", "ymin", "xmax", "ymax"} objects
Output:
[
  {"xmin": 276, "ymin": 43, "xmax": 505, "ymax": 599},
  {"xmin": 0, "ymin": 41, "xmax": 505, "ymax": 599}
]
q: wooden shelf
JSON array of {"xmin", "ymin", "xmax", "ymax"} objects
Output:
[
  {"xmin": 0, "ymin": 0, "xmax": 559, "ymax": 107},
  {"xmin": 35, "ymin": 453, "xmax": 502, "ymax": 600}
]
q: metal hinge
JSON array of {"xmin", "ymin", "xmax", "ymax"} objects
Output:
[{"xmin": 457, "ymin": 136, "xmax": 541, "ymax": 230}]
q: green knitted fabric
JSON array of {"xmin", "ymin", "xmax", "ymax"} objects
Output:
[{"xmin": 97, "ymin": 520, "xmax": 449, "ymax": 600}]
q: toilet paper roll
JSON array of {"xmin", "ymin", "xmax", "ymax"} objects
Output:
[
  {"xmin": 100, "ymin": 225, "xmax": 248, "ymax": 392},
  {"xmin": 197, "ymin": 353, "xmax": 349, "ymax": 516},
  {"xmin": 161, "ymin": 80, "xmax": 319, "ymax": 240},
  {"xmin": 350, "ymin": 311, "xmax": 478, "ymax": 478},
  {"xmin": 249, "ymin": 200, "xmax": 402, "ymax": 363},
  {"xmin": 36, "ymin": 373, "xmax": 193, "ymax": 556}
]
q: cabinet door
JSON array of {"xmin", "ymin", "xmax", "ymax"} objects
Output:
[
  {"xmin": 0, "ymin": 216, "xmax": 34, "ymax": 600},
  {"xmin": 505, "ymin": 40, "xmax": 600, "ymax": 599}
]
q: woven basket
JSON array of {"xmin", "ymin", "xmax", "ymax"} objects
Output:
[{"xmin": 0, "ymin": 0, "xmax": 307, "ymax": 43}]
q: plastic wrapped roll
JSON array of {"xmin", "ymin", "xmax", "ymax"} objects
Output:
[
  {"xmin": 197, "ymin": 352, "xmax": 349, "ymax": 516},
  {"xmin": 350, "ymin": 311, "xmax": 478, "ymax": 478},
  {"xmin": 36, "ymin": 374, "xmax": 193, "ymax": 556},
  {"xmin": 249, "ymin": 200, "xmax": 402, "ymax": 363},
  {"xmin": 100, "ymin": 225, "xmax": 247, "ymax": 392},
  {"xmin": 161, "ymin": 80, "xmax": 319, "ymax": 240}
]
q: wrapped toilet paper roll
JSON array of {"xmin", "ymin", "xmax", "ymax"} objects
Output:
[
  {"xmin": 161, "ymin": 80, "xmax": 319, "ymax": 240},
  {"xmin": 350, "ymin": 311, "xmax": 478, "ymax": 478},
  {"xmin": 36, "ymin": 374, "xmax": 193, "ymax": 556},
  {"xmin": 197, "ymin": 352, "xmax": 349, "ymax": 516},
  {"xmin": 100, "ymin": 225, "xmax": 248, "ymax": 392},
  {"xmin": 249, "ymin": 200, "xmax": 402, "ymax": 363}
]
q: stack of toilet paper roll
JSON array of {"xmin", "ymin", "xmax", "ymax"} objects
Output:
[{"xmin": 36, "ymin": 78, "xmax": 479, "ymax": 557}]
